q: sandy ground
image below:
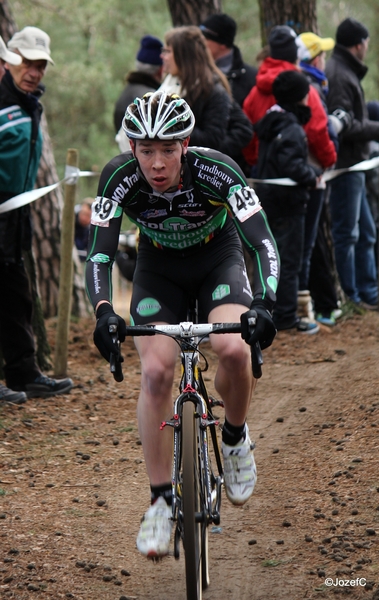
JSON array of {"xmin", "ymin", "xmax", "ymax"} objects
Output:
[{"xmin": 1, "ymin": 309, "xmax": 379, "ymax": 600}]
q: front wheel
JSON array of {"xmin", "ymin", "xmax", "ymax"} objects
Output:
[{"xmin": 182, "ymin": 400, "xmax": 202, "ymax": 600}]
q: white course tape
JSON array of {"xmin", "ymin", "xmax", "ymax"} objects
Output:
[
  {"xmin": 1, "ymin": 157, "xmax": 379, "ymax": 215},
  {"xmin": 249, "ymin": 156, "xmax": 379, "ymax": 187},
  {"xmin": 0, "ymin": 168, "xmax": 99, "ymax": 214}
]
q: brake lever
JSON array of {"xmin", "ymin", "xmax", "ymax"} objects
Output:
[
  {"xmin": 108, "ymin": 316, "xmax": 124, "ymax": 382},
  {"xmin": 247, "ymin": 310, "xmax": 263, "ymax": 379},
  {"xmin": 251, "ymin": 342, "xmax": 263, "ymax": 379}
]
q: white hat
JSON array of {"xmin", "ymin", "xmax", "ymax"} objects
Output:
[
  {"xmin": 8, "ymin": 26, "xmax": 54, "ymax": 64},
  {"xmin": 0, "ymin": 35, "xmax": 22, "ymax": 65}
]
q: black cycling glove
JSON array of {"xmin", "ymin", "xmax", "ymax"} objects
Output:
[
  {"xmin": 240, "ymin": 300, "xmax": 276, "ymax": 350},
  {"xmin": 93, "ymin": 303, "xmax": 127, "ymax": 362}
]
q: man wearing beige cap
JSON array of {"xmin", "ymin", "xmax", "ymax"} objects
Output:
[
  {"xmin": 0, "ymin": 34, "xmax": 21, "ymax": 80},
  {"xmin": 0, "ymin": 27, "xmax": 73, "ymax": 404}
]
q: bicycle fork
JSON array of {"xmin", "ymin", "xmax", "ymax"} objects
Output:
[{"xmin": 161, "ymin": 387, "xmax": 222, "ymax": 558}]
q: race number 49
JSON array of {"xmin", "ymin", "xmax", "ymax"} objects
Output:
[
  {"xmin": 91, "ymin": 196, "xmax": 119, "ymax": 227},
  {"xmin": 228, "ymin": 186, "xmax": 262, "ymax": 222}
]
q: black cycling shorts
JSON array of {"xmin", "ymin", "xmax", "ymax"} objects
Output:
[{"xmin": 129, "ymin": 230, "xmax": 253, "ymax": 325}]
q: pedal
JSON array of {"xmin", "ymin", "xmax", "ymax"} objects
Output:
[{"xmin": 209, "ymin": 395, "xmax": 224, "ymax": 408}]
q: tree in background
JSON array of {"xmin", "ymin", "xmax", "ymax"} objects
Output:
[
  {"xmin": 258, "ymin": 0, "xmax": 317, "ymax": 42},
  {"xmin": 167, "ymin": 0, "xmax": 221, "ymax": 26},
  {"xmin": 166, "ymin": 0, "xmax": 317, "ymax": 38}
]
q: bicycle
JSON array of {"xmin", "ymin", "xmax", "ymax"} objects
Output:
[{"xmin": 108, "ymin": 304, "xmax": 262, "ymax": 600}]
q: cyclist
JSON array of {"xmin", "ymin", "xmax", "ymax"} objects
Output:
[{"xmin": 86, "ymin": 91, "xmax": 280, "ymax": 558}]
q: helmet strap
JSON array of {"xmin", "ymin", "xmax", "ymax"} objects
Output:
[{"xmin": 178, "ymin": 151, "xmax": 187, "ymax": 190}]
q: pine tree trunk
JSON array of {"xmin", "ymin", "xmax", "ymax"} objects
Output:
[
  {"xmin": 33, "ymin": 117, "xmax": 90, "ymax": 319},
  {"xmin": 166, "ymin": 0, "xmax": 222, "ymax": 26},
  {"xmin": 257, "ymin": 0, "xmax": 317, "ymax": 43}
]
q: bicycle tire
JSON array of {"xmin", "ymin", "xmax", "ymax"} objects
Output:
[{"xmin": 182, "ymin": 400, "xmax": 202, "ymax": 600}]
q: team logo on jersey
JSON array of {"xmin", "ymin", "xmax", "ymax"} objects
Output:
[
  {"xmin": 193, "ymin": 157, "xmax": 234, "ymax": 189},
  {"xmin": 177, "ymin": 190, "xmax": 195, "ymax": 205},
  {"xmin": 136, "ymin": 297, "xmax": 161, "ymax": 317},
  {"xmin": 212, "ymin": 285, "xmax": 231, "ymax": 301},
  {"xmin": 179, "ymin": 210, "xmax": 206, "ymax": 217},
  {"xmin": 140, "ymin": 208, "xmax": 167, "ymax": 219},
  {"xmin": 262, "ymin": 238, "xmax": 279, "ymax": 290}
]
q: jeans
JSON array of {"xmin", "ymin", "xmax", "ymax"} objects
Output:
[
  {"xmin": 329, "ymin": 172, "xmax": 378, "ymax": 305},
  {"xmin": 269, "ymin": 214, "xmax": 304, "ymax": 330},
  {"xmin": 299, "ymin": 189, "xmax": 324, "ymax": 290}
]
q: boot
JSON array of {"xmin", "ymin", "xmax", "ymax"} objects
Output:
[{"xmin": 297, "ymin": 290, "xmax": 315, "ymax": 321}]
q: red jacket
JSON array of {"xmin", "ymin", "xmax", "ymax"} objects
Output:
[{"xmin": 242, "ymin": 57, "xmax": 336, "ymax": 168}]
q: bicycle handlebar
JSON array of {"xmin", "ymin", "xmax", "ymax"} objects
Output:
[{"xmin": 112, "ymin": 321, "xmax": 263, "ymax": 379}]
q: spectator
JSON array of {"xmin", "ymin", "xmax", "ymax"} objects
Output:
[
  {"xmin": 74, "ymin": 198, "xmax": 92, "ymax": 262},
  {"xmin": 256, "ymin": 45, "xmax": 270, "ymax": 69},
  {"xmin": 325, "ymin": 18, "xmax": 379, "ymax": 310},
  {"xmin": 0, "ymin": 26, "xmax": 73, "ymax": 404},
  {"xmin": 200, "ymin": 13, "xmax": 257, "ymax": 107},
  {"xmin": 199, "ymin": 14, "xmax": 256, "ymax": 175},
  {"xmin": 0, "ymin": 35, "xmax": 21, "ymax": 80},
  {"xmin": 365, "ymin": 100, "xmax": 379, "ymax": 264},
  {"xmin": 253, "ymin": 70, "xmax": 321, "ymax": 333},
  {"xmin": 113, "ymin": 35, "xmax": 163, "ymax": 134},
  {"xmin": 242, "ymin": 25, "xmax": 336, "ymax": 173},
  {"xmin": 160, "ymin": 25, "xmax": 231, "ymax": 151},
  {"xmin": 159, "ymin": 25, "xmax": 252, "ymax": 171},
  {"xmin": 297, "ymin": 32, "xmax": 342, "ymax": 326}
]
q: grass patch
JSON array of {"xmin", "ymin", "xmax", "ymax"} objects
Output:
[
  {"xmin": 262, "ymin": 556, "xmax": 295, "ymax": 568},
  {"xmin": 262, "ymin": 559, "xmax": 282, "ymax": 567}
]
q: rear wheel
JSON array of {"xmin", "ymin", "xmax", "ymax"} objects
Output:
[{"xmin": 182, "ymin": 400, "xmax": 202, "ymax": 600}]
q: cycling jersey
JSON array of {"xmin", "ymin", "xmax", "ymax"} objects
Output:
[{"xmin": 86, "ymin": 147, "xmax": 279, "ymax": 311}]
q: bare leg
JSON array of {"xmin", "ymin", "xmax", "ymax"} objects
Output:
[
  {"xmin": 208, "ymin": 304, "xmax": 255, "ymax": 426},
  {"xmin": 134, "ymin": 332, "xmax": 179, "ymax": 485}
]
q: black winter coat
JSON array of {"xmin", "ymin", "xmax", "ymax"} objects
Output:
[
  {"xmin": 188, "ymin": 83, "xmax": 253, "ymax": 172},
  {"xmin": 227, "ymin": 46, "xmax": 257, "ymax": 107},
  {"xmin": 188, "ymin": 83, "xmax": 231, "ymax": 151},
  {"xmin": 253, "ymin": 109, "xmax": 319, "ymax": 220},
  {"xmin": 325, "ymin": 45, "xmax": 379, "ymax": 168},
  {"xmin": 113, "ymin": 72, "xmax": 161, "ymax": 133}
]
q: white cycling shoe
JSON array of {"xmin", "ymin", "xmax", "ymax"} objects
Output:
[
  {"xmin": 222, "ymin": 426, "xmax": 257, "ymax": 505},
  {"xmin": 136, "ymin": 497, "xmax": 173, "ymax": 558}
]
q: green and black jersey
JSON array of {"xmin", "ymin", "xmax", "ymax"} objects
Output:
[{"xmin": 86, "ymin": 147, "xmax": 279, "ymax": 311}]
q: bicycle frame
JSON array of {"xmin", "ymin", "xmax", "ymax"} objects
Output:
[
  {"xmin": 110, "ymin": 316, "xmax": 262, "ymax": 600},
  {"xmin": 164, "ymin": 329, "xmax": 223, "ymax": 534}
]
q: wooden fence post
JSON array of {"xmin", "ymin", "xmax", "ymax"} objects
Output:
[{"xmin": 54, "ymin": 149, "xmax": 78, "ymax": 377}]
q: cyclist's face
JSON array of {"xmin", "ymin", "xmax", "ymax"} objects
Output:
[{"xmin": 131, "ymin": 138, "xmax": 189, "ymax": 192}]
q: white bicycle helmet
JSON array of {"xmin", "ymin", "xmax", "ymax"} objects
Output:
[{"xmin": 122, "ymin": 91, "xmax": 195, "ymax": 140}]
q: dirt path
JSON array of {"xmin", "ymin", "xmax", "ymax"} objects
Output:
[{"xmin": 1, "ymin": 312, "xmax": 379, "ymax": 599}]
